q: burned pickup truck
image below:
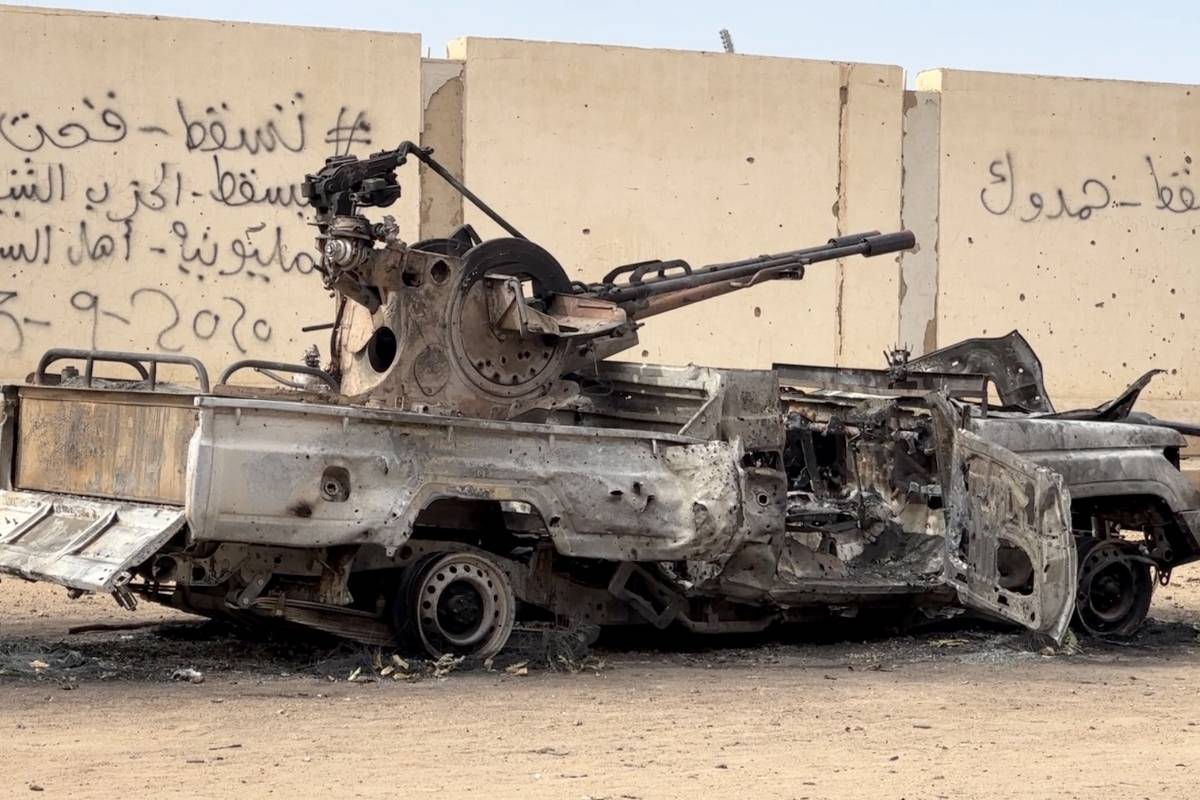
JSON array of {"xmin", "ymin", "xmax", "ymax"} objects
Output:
[{"xmin": 1, "ymin": 142, "xmax": 1197, "ymax": 657}]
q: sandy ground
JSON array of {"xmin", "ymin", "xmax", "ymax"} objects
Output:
[{"xmin": 2, "ymin": 577, "xmax": 1200, "ymax": 800}]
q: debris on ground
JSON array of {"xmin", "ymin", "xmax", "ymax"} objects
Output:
[
  {"xmin": 432, "ymin": 654, "xmax": 465, "ymax": 678},
  {"xmin": 170, "ymin": 667, "xmax": 204, "ymax": 684},
  {"xmin": 1, "ymin": 614, "xmax": 1196, "ymax": 686},
  {"xmin": 930, "ymin": 638, "xmax": 972, "ymax": 648}
]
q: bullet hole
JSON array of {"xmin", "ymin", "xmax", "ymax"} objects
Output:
[
  {"xmin": 581, "ymin": 228, "xmax": 591, "ymax": 235},
  {"xmin": 1112, "ymin": 292, "xmax": 1117, "ymax": 299},
  {"xmin": 1172, "ymin": 369, "xmax": 1178, "ymax": 375},
  {"xmin": 753, "ymin": 306, "xmax": 762, "ymax": 318},
  {"xmin": 746, "ymin": 156, "xmax": 755, "ymax": 163},
  {"xmin": 1019, "ymin": 293, "xmax": 1026, "ymax": 301},
  {"xmin": 1089, "ymin": 240, "xmax": 1096, "ymax": 246},
  {"xmin": 967, "ymin": 236, "xmax": 974, "ymax": 244},
  {"xmin": 1182, "ymin": 312, "xmax": 1187, "ymax": 320},
  {"xmin": 288, "ymin": 501, "xmax": 313, "ymax": 519},
  {"xmin": 1171, "ymin": 288, "xmax": 1177, "ymax": 294},
  {"xmin": 640, "ymin": 349, "xmax": 649, "ymax": 358}
]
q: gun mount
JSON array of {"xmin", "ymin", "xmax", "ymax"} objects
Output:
[{"xmin": 302, "ymin": 142, "xmax": 915, "ymax": 419}]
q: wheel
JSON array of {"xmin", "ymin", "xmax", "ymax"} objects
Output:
[
  {"xmin": 1073, "ymin": 539, "xmax": 1154, "ymax": 637},
  {"xmin": 392, "ymin": 551, "xmax": 517, "ymax": 658}
]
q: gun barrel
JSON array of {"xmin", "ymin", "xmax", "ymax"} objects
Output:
[{"xmin": 593, "ymin": 230, "xmax": 914, "ymax": 311}]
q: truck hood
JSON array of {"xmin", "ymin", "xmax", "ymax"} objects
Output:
[{"xmin": 969, "ymin": 416, "xmax": 1186, "ymax": 453}]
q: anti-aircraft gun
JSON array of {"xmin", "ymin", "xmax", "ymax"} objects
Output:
[{"xmin": 301, "ymin": 142, "xmax": 914, "ymax": 419}]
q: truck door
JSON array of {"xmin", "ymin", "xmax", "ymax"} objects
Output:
[{"xmin": 931, "ymin": 399, "xmax": 1076, "ymax": 641}]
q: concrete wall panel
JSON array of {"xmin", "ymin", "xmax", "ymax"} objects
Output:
[
  {"xmin": 898, "ymin": 91, "xmax": 941, "ymax": 356},
  {"xmin": 0, "ymin": 6, "xmax": 421, "ymax": 380},
  {"xmin": 917, "ymin": 68, "xmax": 1200, "ymax": 416},
  {"xmin": 446, "ymin": 37, "xmax": 904, "ymax": 369}
]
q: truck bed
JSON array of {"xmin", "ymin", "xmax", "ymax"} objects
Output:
[
  {"xmin": 0, "ymin": 384, "xmax": 194, "ymax": 592},
  {"xmin": 0, "ymin": 367, "xmax": 760, "ymax": 594}
]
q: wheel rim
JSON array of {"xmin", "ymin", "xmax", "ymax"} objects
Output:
[
  {"xmin": 1074, "ymin": 541, "xmax": 1153, "ymax": 637},
  {"xmin": 1086, "ymin": 562, "xmax": 1137, "ymax": 623},
  {"xmin": 405, "ymin": 552, "xmax": 516, "ymax": 658}
]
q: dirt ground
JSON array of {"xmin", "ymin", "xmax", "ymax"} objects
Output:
[{"xmin": 2, "ymin": 577, "xmax": 1200, "ymax": 800}]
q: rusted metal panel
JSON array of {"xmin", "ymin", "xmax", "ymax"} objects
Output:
[
  {"xmin": 942, "ymin": 428, "xmax": 1076, "ymax": 641},
  {"xmin": 972, "ymin": 416, "xmax": 1186, "ymax": 452},
  {"xmin": 14, "ymin": 387, "xmax": 196, "ymax": 505},
  {"xmin": 186, "ymin": 395, "xmax": 749, "ymax": 563},
  {"xmin": 0, "ymin": 386, "xmax": 16, "ymax": 491},
  {"xmin": 0, "ymin": 489, "xmax": 184, "ymax": 592}
]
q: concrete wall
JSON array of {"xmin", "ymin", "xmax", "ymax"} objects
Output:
[
  {"xmin": 2, "ymin": 7, "xmax": 1197, "ymax": 417},
  {"xmin": 914, "ymin": 69, "xmax": 1200, "ymax": 417},
  {"xmin": 0, "ymin": 5, "xmax": 421, "ymax": 379},
  {"xmin": 445, "ymin": 37, "xmax": 905, "ymax": 369}
]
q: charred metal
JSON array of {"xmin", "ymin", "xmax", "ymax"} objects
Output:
[{"xmin": 0, "ymin": 144, "xmax": 1196, "ymax": 659}]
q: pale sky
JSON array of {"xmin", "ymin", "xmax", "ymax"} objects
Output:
[{"xmin": 6, "ymin": 0, "xmax": 1200, "ymax": 87}]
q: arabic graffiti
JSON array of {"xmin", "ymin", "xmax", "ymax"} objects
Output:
[
  {"xmin": 1145, "ymin": 154, "xmax": 1200, "ymax": 214},
  {"xmin": 177, "ymin": 94, "xmax": 306, "ymax": 155},
  {"xmin": 0, "ymin": 92, "xmax": 127, "ymax": 153},
  {"xmin": 1, "ymin": 160, "xmax": 67, "ymax": 203},
  {"xmin": 0, "ymin": 290, "xmax": 51, "ymax": 354},
  {"xmin": 0, "ymin": 88, "xmax": 377, "ymax": 362},
  {"xmin": 979, "ymin": 150, "xmax": 1200, "ymax": 222},
  {"xmin": 209, "ymin": 155, "xmax": 307, "ymax": 209},
  {"xmin": 67, "ymin": 287, "xmax": 272, "ymax": 353}
]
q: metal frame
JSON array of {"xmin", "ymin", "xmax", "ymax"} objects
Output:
[
  {"xmin": 774, "ymin": 361, "xmax": 991, "ymax": 410},
  {"xmin": 34, "ymin": 348, "xmax": 211, "ymax": 393},
  {"xmin": 218, "ymin": 360, "xmax": 340, "ymax": 392}
]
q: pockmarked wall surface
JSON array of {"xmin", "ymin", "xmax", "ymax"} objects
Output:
[
  {"xmin": 445, "ymin": 37, "xmax": 904, "ymax": 369},
  {"xmin": 917, "ymin": 69, "xmax": 1200, "ymax": 416},
  {"xmin": 0, "ymin": 6, "xmax": 421, "ymax": 379},
  {"xmin": 4, "ymin": 8, "xmax": 1195, "ymax": 415}
]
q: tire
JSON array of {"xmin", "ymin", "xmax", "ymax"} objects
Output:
[{"xmin": 390, "ymin": 551, "xmax": 517, "ymax": 658}]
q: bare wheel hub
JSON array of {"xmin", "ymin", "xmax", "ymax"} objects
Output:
[
  {"xmin": 1074, "ymin": 539, "xmax": 1154, "ymax": 637},
  {"xmin": 395, "ymin": 552, "xmax": 516, "ymax": 658}
]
